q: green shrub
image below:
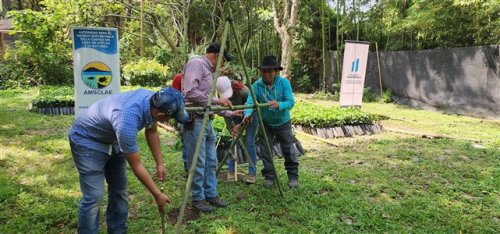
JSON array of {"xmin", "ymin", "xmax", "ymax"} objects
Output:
[
  {"xmin": 122, "ymin": 60, "xmax": 170, "ymax": 86},
  {"xmin": 362, "ymin": 87, "xmax": 379, "ymax": 102},
  {"xmin": 362, "ymin": 87, "xmax": 393, "ymax": 103},
  {"xmin": 0, "ymin": 59, "xmax": 39, "ymax": 89},
  {"xmin": 8, "ymin": 9, "xmax": 73, "ymax": 87},
  {"xmin": 380, "ymin": 89, "xmax": 393, "ymax": 103}
]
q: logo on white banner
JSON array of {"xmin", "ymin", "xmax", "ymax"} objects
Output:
[{"xmin": 351, "ymin": 58, "xmax": 360, "ymax": 73}]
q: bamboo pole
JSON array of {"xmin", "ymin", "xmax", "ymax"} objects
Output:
[
  {"xmin": 321, "ymin": 1, "xmax": 326, "ymax": 93},
  {"xmin": 0, "ymin": 1, "xmax": 4, "ymax": 62},
  {"xmin": 234, "ymin": 145, "xmax": 238, "ymax": 181},
  {"xmin": 229, "ymin": 8, "xmax": 284, "ymax": 196},
  {"xmin": 175, "ymin": 20, "xmax": 231, "ymax": 234},
  {"xmin": 184, "ymin": 103, "xmax": 269, "ymax": 112},
  {"xmin": 0, "ymin": 33, "xmax": 4, "ymax": 62},
  {"xmin": 140, "ymin": 0, "xmax": 144, "ymax": 57},
  {"xmin": 375, "ymin": 42, "xmax": 383, "ymax": 95}
]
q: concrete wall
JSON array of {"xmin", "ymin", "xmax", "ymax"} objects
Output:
[{"xmin": 329, "ymin": 45, "xmax": 500, "ymax": 118}]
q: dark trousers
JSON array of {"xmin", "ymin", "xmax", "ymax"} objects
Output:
[{"xmin": 259, "ymin": 121, "xmax": 299, "ymax": 181}]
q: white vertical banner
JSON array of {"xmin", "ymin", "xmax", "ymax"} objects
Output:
[
  {"xmin": 339, "ymin": 40, "xmax": 370, "ymax": 107},
  {"xmin": 72, "ymin": 27, "xmax": 120, "ymax": 117}
]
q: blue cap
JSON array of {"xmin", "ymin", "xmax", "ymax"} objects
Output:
[{"xmin": 152, "ymin": 87, "xmax": 190, "ymax": 123}]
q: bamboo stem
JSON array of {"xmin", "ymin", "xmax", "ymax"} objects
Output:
[
  {"xmin": 184, "ymin": 103, "xmax": 269, "ymax": 112},
  {"xmin": 375, "ymin": 42, "xmax": 383, "ymax": 95}
]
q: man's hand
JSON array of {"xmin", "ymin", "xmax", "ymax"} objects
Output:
[
  {"xmin": 217, "ymin": 98, "xmax": 233, "ymax": 108},
  {"xmin": 154, "ymin": 164, "xmax": 166, "ymax": 181},
  {"xmin": 268, "ymin": 100, "xmax": 279, "ymax": 109},
  {"xmin": 154, "ymin": 192, "xmax": 171, "ymax": 212},
  {"xmin": 231, "ymin": 124, "xmax": 242, "ymax": 138},
  {"xmin": 231, "ymin": 110, "xmax": 243, "ymax": 117},
  {"xmin": 242, "ymin": 115, "xmax": 253, "ymax": 124}
]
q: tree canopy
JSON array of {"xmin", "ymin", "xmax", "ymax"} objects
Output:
[{"xmin": 0, "ymin": 0, "xmax": 498, "ymax": 91}]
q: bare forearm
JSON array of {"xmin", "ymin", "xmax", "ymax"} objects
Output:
[
  {"xmin": 126, "ymin": 153, "xmax": 161, "ymax": 196},
  {"xmin": 145, "ymin": 125, "xmax": 163, "ymax": 165}
]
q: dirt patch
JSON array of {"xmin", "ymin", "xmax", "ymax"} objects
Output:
[{"xmin": 167, "ymin": 206, "xmax": 200, "ymax": 225}]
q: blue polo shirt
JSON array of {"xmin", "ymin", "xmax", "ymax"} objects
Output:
[
  {"xmin": 68, "ymin": 89, "xmax": 155, "ymax": 155},
  {"xmin": 244, "ymin": 76, "xmax": 295, "ymax": 127}
]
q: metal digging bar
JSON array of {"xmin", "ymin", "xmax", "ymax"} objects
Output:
[
  {"xmin": 228, "ymin": 7, "xmax": 284, "ymax": 196},
  {"xmin": 174, "ymin": 20, "xmax": 231, "ymax": 234}
]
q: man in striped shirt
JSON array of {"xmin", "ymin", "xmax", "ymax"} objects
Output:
[{"xmin": 182, "ymin": 42, "xmax": 234, "ymax": 213}]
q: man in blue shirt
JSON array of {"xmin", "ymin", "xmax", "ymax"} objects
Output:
[
  {"xmin": 233, "ymin": 55, "xmax": 299, "ymax": 189},
  {"xmin": 68, "ymin": 87, "xmax": 189, "ymax": 233}
]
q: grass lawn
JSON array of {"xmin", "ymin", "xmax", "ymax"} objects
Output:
[{"xmin": 1, "ymin": 88, "xmax": 499, "ymax": 233}]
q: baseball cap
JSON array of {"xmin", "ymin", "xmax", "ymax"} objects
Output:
[
  {"xmin": 216, "ymin": 76, "xmax": 233, "ymax": 99},
  {"xmin": 151, "ymin": 87, "xmax": 190, "ymax": 123},
  {"xmin": 206, "ymin": 42, "xmax": 232, "ymax": 61}
]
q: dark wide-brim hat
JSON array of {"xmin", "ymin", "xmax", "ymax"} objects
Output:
[
  {"xmin": 206, "ymin": 42, "xmax": 232, "ymax": 61},
  {"xmin": 257, "ymin": 55, "xmax": 283, "ymax": 70}
]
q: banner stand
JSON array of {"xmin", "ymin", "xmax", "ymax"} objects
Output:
[
  {"xmin": 72, "ymin": 27, "xmax": 121, "ymax": 117},
  {"xmin": 339, "ymin": 40, "xmax": 370, "ymax": 107}
]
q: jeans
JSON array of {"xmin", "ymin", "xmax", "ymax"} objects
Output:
[
  {"xmin": 259, "ymin": 121, "xmax": 299, "ymax": 181},
  {"xmin": 183, "ymin": 119, "xmax": 218, "ymax": 201},
  {"xmin": 69, "ymin": 140, "xmax": 128, "ymax": 234},
  {"xmin": 227, "ymin": 115, "xmax": 258, "ymax": 175},
  {"xmin": 177, "ymin": 123, "xmax": 188, "ymax": 172}
]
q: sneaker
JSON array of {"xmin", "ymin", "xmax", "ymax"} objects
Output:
[
  {"xmin": 244, "ymin": 174, "xmax": 256, "ymax": 184},
  {"xmin": 206, "ymin": 196, "xmax": 228, "ymax": 208},
  {"xmin": 192, "ymin": 200, "xmax": 215, "ymax": 213},
  {"xmin": 264, "ymin": 179, "xmax": 275, "ymax": 188},
  {"xmin": 288, "ymin": 179, "xmax": 299, "ymax": 189},
  {"xmin": 227, "ymin": 171, "xmax": 235, "ymax": 181}
]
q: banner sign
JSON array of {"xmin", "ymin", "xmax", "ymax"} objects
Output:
[
  {"xmin": 339, "ymin": 40, "xmax": 370, "ymax": 107},
  {"xmin": 72, "ymin": 27, "xmax": 120, "ymax": 117}
]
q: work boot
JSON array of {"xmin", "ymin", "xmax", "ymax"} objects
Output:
[
  {"xmin": 192, "ymin": 200, "xmax": 215, "ymax": 213},
  {"xmin": 288, "ymin": 178, "xmax": 299, "ymax": 189},
  {"xmin": 227, "ymin": 171, "xmax": 235, "ymax": 181},
  {"xmin": 244, "ymin": 174, "xmax": 256, "ymax": 184},
  {"xmin": 206, "ymin": 196, "xmax": 228, "ymax": 208},
  {"xmin": 264, "ymin": 179, "xmax": 275, "ymax": 188}
]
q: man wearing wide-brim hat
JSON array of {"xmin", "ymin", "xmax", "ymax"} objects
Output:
[{"xmin": 233, "ymin": 55, "xmax": 299, "ymax": 189}]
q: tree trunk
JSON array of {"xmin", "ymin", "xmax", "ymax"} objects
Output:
[
  {"xmin": 272, "ymin": 0, "xmax": 301, "ymax": 80},
  {"xmin": 182, "ymin": 0, "xmax": 191, "ymax": 61}
]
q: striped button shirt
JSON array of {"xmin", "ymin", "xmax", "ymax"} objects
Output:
[
  {"xmin": 181, "ymin": 55, "xmax": 235, "ymax": 117},
  {"xmin": 68, "ymin": 89, "xmax": 155, "ymax": 155}
]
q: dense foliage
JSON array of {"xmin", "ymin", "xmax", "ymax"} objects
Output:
[
  {"xmin": 1, "ymin": 0, "xmax": 497, "ymax": 92},
  {"xmin": 122, "ymin": 60, "xmax": 170, "ymax": 86}
]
